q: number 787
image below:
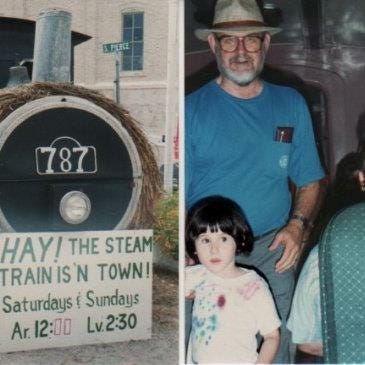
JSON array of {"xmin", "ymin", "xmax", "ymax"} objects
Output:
[{"xmin": 40, "ymin": 146, "xmax": 89, "ymax": 173}]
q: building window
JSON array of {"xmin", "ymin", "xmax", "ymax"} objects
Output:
[{"xmin": 122, "ymin": 12, "xmax": 144, "ymax": 71}]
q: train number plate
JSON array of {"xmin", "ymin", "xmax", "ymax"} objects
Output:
[{"xmin": 35, "ymin": 137, "xmax": 97, "ymax": 175}]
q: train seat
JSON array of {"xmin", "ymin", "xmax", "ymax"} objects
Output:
[{"xmin": 319, "ymin": 202, "xmax": 365, "ymax": 363}]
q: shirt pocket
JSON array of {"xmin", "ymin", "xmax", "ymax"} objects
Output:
[{"xmin": 263, "ymin": 141, "xmax": 291, "ymax": 178}]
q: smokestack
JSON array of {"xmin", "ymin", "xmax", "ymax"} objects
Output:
[
  {"xmin": 6, "ymin": 66, "xmax": 30, "ymax": 87},
  {"xmin": 32, "ymin": 8, "xmax": 72, "ymax": 83}
]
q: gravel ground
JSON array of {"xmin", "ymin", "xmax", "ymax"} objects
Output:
[{"xmin": 0, "ymin": 266, "xmax": 179, "ymax": 365}]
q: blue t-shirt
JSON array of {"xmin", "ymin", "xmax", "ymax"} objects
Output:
[{"xmin": 185, "ymin": 80, "xmax": 324, "ymax": 235}]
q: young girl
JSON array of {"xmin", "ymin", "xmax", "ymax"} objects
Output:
[{"xmin": 185, "ymin": 196, "xmax": 280, "ymax": 364}]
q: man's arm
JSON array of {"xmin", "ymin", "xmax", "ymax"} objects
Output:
[
  {"xmin": 298, "ymin": 342, "xmax": 323, "ymax": 357},
  {"xmin": 269, "ymin": 179, "xmax": 326, "ymax": 273}
]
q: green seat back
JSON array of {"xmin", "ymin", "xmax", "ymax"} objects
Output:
[{"xmin": 319, "ymin": 203, "xmax": 365, "ymax": 363}]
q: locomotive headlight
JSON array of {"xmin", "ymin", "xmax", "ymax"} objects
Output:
[{"xmin": 59, "ymin": 191, "xmax": 91, "ymax": 224}]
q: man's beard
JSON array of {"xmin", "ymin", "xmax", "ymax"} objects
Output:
[{"xmin": 216, "ymin": 47, "xmax": 265, "ymax": 87}]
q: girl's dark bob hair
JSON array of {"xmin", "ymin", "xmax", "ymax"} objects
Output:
[{"xmin": 186, "ymin": 195, "xmax": 254, "ymax": 260}]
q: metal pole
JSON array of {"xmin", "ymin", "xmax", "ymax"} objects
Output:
[
  {"xmin": 32, "ymin": 8, "xmax": 72, "ymax": 82},
  {"xmin": 115, "ymin": 51, "xmax": 120, "ymax": 104},
  {"xmin": 163, "ymin": 0, "xmax": 179, "ymax": 193}
]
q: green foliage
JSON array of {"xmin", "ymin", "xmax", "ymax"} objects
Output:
[{"xmin": 154, "ymin": 191, "xmax": 179, "ymax": 260}]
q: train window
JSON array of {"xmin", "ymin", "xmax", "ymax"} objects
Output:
[
  {"xmin": 305, "ymin": 87, "xmax": 329, "ymax": 174},
  {"xmin": 324, "ymin": 0, "xmax": 365, "ymax": 47}
]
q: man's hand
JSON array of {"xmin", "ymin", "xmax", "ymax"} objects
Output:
[
  {"xmin": 298, "ymin": 342, "xmax": 323, "ymax": 357},
  {"xmin": 269, "ymin": 179, "xmax": 325, "ymax": 273},
  {"xmin": 269, "ymin": 220, "xmax": 304, "ymax": 273}
]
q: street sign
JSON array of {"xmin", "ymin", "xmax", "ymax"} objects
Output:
[
  {"xmin": 103, "ymin": 42, "xmax": 130, "ymax": 53},
  {"xmin": 102, "ymin": 42, "xmax": 130, "ymax": 104}
]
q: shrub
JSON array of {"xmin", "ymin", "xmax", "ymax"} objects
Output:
[{"xmin": 154, "ymin": 191, "xmax": 179, "ymax": 260}]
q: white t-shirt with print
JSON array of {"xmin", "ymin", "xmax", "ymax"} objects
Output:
[{"xmin": 186, "ymin": 265, "xmax": 281, "ymax": 364}]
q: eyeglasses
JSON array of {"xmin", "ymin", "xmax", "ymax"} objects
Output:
[{"xmin": 216, "ymin": 35, "xmax": 264, "ymax": 53}]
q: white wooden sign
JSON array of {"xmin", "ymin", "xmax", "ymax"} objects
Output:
[{"xmin": 0, "ymin": 230, "xmax": 152, "ymax": 352}]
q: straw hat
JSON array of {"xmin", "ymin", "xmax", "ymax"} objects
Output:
[{"xmin": 195, "ymin": 0, "xmax": 282, "ymax": 41}]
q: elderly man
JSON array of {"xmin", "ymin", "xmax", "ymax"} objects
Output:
[{"xmin": 185, "ymin": 0, "xmax": 325, "ymax": 362}]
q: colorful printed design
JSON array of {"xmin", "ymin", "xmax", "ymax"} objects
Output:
[
  {"xmin": 217, "ymin": 294, "xmax": 226, "ymax": 308},
  {"xmin": 237, "ymin": 280, "xmax": 261, "ymax": 300},
  {"xmin": 191, "ymin": 285, "xmax": 219, "ymax": 346},
  {"xmin": 279, "ymin": 155, "xmax": 289, "ymax": 169},
  {"xmin": 191, "ymin": 280, "xmax": 262, "ymax": 348},
  {"xmin": 191, "ymin": 313, "xmax": 218, "ymax": 346}
]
